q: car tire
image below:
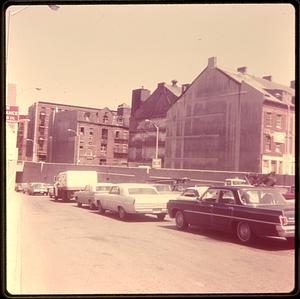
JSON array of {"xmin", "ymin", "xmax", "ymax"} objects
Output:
[
  {"xmin": 89, "ymin": 202, "xmax": 96, "ymax": 210},
  {"xmin": 98, "ymin": 202, "xmax": 105, "ymax": 214},
  {"xmin": 175, "ymin": 210, "xmax": 188, "ymax": 230},
  {"xmin": 157, "ymin": 213, "xmax": 166, "ymax": 221},
  {"xmin": 118, "ymin": 207, "xmax": 127, "ymax": 220},
  {"xmin": 236, "ymin": 221, "xmax": 253, "ymax": 244},
  {"xmin": 76, "ymin": 199, "xmax": 82, "ymax": 207}
]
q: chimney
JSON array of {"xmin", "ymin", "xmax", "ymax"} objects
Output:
[
  {"xmin": 290, "ymin": 80, "xmax": 295, "ymax": 89},
  {"xmin": 171, "ymin": 80, "xmax": 178, "ymax": 86},
  {"xmin": 208, "ymin": 57, "xmax": 217, "ymax": 69},
  {"xmin": 181, "ymin": 83, "xmax": 190, "ymax": 94},
  {"xmin": 263, "ymin": 75, "xmax": 272, "ymax": 81},
  {"xmin": 158, "ymin": 82, "xmax": 165, "ymax": 88},
  {"xmin": 237, "ymin": 66, "xmax": 247, "ymax": 74},
  {"xmin": 131, "ymin": 87, "xmax": 151, "ymax": 116}
]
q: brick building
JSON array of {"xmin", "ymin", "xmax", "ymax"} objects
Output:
[
  {"xmin": 16, "ymin": 115, "xmax": 30, "ymax": 161},
  {"xmin": 165, "ymin": 57, "xmax": 295, "ymax": 174},
  {"xmin": 128, "ymin": 80, "xmax": 186, "ymax": 167},
  {"xmin": 25, "ymin": 101, "xmax": 130, "ymax": 165}
]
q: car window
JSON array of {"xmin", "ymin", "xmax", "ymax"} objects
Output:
[
  {"xmin": 239, "ymin": 189, "xmax": 287, "ymax": 205},
  {"xmin": 201, "ymin": 189, "xmax": 218, "ymax": 202},
  {"xmin": 219, "ymin": 190, "xmax": 235, "ymax": 204},
  {"xmin": 110, "ymin": 186, "xmax": 120, "ymax": 194},
  {"xmin": 182, "ymin": 190, "xmax": 196, "ymax": 197}
]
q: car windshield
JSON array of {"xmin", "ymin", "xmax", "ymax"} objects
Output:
[
  {"xmin": 239, "ymin": 189, "xmax": 288, "ymax": 205},
  {"xmin": 128, "ymin": 188, "xmax": 158, "ymax": 195},
  {"xmin": 96, "ymin": 186, "xmax": 112, "ymax": 191},
  {"xmin": 154, "ymin": 185, "xmax": 172, "ymax": 192}
]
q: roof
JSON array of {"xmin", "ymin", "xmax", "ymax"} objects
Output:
[
  {"xmin": 218, "ymin": 67, "xmax": 294, "ymax": 105},
  {"xmin": 134, "ymin": 83, "xmax": 181, "ymax": 119}
]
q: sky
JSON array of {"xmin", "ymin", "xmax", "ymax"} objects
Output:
[{"xmin": 6, "ymin": 3, "xmax": 295, "ymax": 114}]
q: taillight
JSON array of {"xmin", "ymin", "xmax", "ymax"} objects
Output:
[{"xmin": 279, "ymin": 215, "xmax": 288, "ymax": 226}]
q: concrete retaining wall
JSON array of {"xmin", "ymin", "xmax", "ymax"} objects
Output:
[{"xmin": 17, "ymin": 162, "xmax": 295, "ymax": 187}]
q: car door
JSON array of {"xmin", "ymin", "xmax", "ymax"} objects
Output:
[
  {"xmin": 107, "ymin": 186, "xmax": 121, "ymax": 211},
  {"xmin": 81, "ymin": 185, "xmax": 90, "ymax": 204},
  {"xmin": 186, "ymin": 188, "xmax": 218, "ymax": 227},
  {"xmin": 211, "ymin": 189, "xmax": 236, "ymax": 231}
]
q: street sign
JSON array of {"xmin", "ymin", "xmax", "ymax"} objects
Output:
[
  {"xmin": 152, "ymin": 158, "xmax": 161, "ymax": 169},
  {"xmin": 6, "ymin": 105, "xmax": 19, "ymax": 122}
]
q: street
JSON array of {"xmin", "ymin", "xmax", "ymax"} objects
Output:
[{"xmin": 7, "ymin": 191, "xmax": 295, "ymax": 295}]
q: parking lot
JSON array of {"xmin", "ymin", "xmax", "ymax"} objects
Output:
[{"xmin": 7, "ymin": 191, "xmax": 295, "ymax": 295}]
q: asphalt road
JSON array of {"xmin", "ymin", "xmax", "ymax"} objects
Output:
[{"xmin": 7, "ymin": 192, "xmax": 295, "ymax": 295}]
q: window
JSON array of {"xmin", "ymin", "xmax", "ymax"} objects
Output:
[
  {"xmin": 84, "ymin": 112, "xmax": 90, "ymax": 121},
  {"xmin": 110, "ymin": 186, "xmax": 120, "ymax": 194},
  {"xmin": 103, "ymin": 113, "xmax": 109, "ymax": 124},
  {"xmin": 80, "ymin": 127, "xmax": 85, "ymax": 135},
  {"xmin": 80, "ymin": 145, "xmax": 84, "ymax": 149},
  {"xmin": 271, "ymin": 160, "xmax": 277, "ymax": 172},
  {"xmin": 265, "ymin": 135, "xmax": 271, "ymax": 151},
  {"xmin": 275, "ymin": 114, "xmax": 282, "ymax": 128},
  {"xmin": 263, "ymin": 160, "xmax": 269, "ymax": 168},
  {"xmin": 275, "ymin": 143, "xmax": 281, "ymax": 153},
  {"xmin": 102, "ymin": 128, "xmax": 108, "ymax": 139},
  {"xmin": 265, "ymin": 112, "xmax": 272, "ymax": 127},
  {"xmin": 101, "ymin": 144, "xmax": 107, "ymax": 152},
  {"xmin": 201, "ymin": 189, "xmax": 218, "ymax": 202},
  {"xmin": 219, "ymin": 190, "xmax": 235, "ymax": 204},
  {"xmin": 123, "ymin": 131, "xmax": 128, "ymax": 139},
  {"xmin": 115, "ymin": 131, "xmax": 120, "ymax": 138}
]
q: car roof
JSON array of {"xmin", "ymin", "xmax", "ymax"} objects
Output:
[{"xmin": 117, "ymin": 183, "xmax": 156, "ymax": 188}]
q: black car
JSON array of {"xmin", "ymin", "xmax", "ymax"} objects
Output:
[{"xmin": 167, "ymin": 186, "xmax": 295, "ymax": 244}]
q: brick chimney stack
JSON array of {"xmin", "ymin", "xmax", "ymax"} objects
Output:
[
  {"xmin": 237, "ymin": 66, "xmax": 247, "ymax": 74},
  {"xmin": 263, "ymin": 75, "xmax": 272, "ymax": 81},
  {"xmin": 208, "ymin": 57, "xmax": 217, "ymax": 69}
]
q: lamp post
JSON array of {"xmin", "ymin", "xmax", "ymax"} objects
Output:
[
  {"xmin": 67, "ymin": 129, "xmax": 80, "ymax": 165},
  {"xmin": 145, "ymin": 119, "xmax": 160, "ymax": 162}
]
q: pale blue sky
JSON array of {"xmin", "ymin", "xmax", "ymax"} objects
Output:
[{"xmin": 6, "ymin": 3, "xmax": 295, "ymax": 114}]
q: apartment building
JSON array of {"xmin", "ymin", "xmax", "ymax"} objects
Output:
[
  {"xmin": 26, "ymin": 101, "xmax": 130, "ymax": 165},
  {"xmin": 165, "ymin": 57, "xmax": 295, "ymax": 174}
]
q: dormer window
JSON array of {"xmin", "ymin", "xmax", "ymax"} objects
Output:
[
  {"xmin": 275, "ymin": 114, "xmax": 282, "ymax": 128},
  {"xmin": 103, "ymin": 115, "xmax": 109, "ymax": 124},
  {"xmin": 84, "ymin": 112, "xmax": 90, "ymax": 121}
]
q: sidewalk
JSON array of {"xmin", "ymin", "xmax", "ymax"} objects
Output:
[{"xmin": 6, "ymin": 162, "xmax": 22, "ymax": 294}]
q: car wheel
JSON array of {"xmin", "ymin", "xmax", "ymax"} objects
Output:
[
  {"xmin": 118, "ymin": 207, "xmax": 127, "ymax": 220},
  {"xmin": 98, "ymin": 202, "xmax": 105, "ymax": 214},
  {"xmin": 175, "ymin": 210, "xmax": 188, "ymax": 230},
  {"xmin": 89, "ymin": 202, "xmax": 96, "ymax": 210},
  {"xmin": 157, "ymin": 213, "xmax": 166, "ymax": 221},
  {"xmin": 76, "ymin": 199, "xmax": 82, "ymax": 207},
  {"xmin": 236, "ymin": 221, "xmax": 252, "ymax": 244}
]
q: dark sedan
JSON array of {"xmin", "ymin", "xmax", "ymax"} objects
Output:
[{"xmin": 167, "ymin": 186, "xmax": 295, "ymax": 244}]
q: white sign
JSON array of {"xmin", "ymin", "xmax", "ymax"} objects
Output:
[{"xmin": 152, "ymin": 158, "xmax": 161, "ymax": 169}]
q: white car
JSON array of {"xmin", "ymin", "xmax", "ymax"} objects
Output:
[
  {"xmin": 95, "ymin": 183, "xmax": 171, "ymax": 220},
  {"xmin": 176, "ymin": 186, "xmax": 210, "ymax": 200},
  {"xmin": 74, "ymin": 183, "xmax": 116, "ymax": 209}
]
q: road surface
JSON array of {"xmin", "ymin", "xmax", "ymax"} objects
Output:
[{"xmin": 7, "ymin": 192, "xmax": 295, "ymax": 295}]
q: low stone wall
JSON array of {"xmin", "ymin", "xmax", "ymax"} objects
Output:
[{"xmin": 18, "ymin": 161, "xmax": 295, "ymax": 187}]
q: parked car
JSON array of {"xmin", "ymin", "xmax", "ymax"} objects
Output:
[
  {"xmin": 22, "ymin": 183, "xmax": 30, "ymax": 194},
  {"xmin": 15, "ymin": 183, "xmax": 23, "ymax": 192},
  {"xmin": 167, "ymin": 186, "xmax": 295, "ymax": 244},
  {"xmin": 177, "ymin": 186, "xmax": 210, "ymax": 200},
  {"xmin": 26, "ymin": 183, "xmax": 48, "ymax": 195},
  {"xmin": 152, "ymin": 184, "xmax": 181, "ymax": 195},
  {"xmin": 74, "ymin": 183, "xmax": 116, "ymax": 209},
  {"xmin": 282, "ymin": 185, "xmax": 295, "ymax": 201},
  {"xmin": 95, "ymin": 183, "xmax": 172, "ymax": 220}
]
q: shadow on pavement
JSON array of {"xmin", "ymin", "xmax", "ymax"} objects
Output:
[
  {"xmin": 49, "ymin": 199, "xmax": 76, "ymax": 204},
  {"xmin": 160, "ymin": 224, "xmax": 295, "ymax": 251}
]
